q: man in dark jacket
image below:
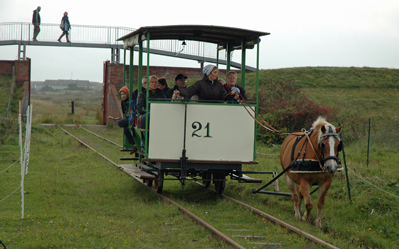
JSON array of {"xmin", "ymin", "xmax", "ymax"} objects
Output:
[
  {"xmin": 223, "ymin": 71, "xmax": 247, "ymax": 103},
  {"xmin": 32, "ymin": 6, "xmax": 41, "ymax": 41},
  {"xmin": 166, "ymin": 74, "xmax": 187, "ymax": 98},
  {"xmin": 177, "ymin": 65, "xmax": 226, "ymax": 101}
]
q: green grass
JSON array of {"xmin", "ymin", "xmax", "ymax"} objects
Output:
[
  {"xmin": 1, "ymin": 67, "xmax": 399, "ymax": 248},
  {"xmin": 0, "ymin": 126, "xmax": 232, "ymax": 248},
  {"xmin": 31, "ymin": 90, "xmax": 103, "ymax": 125},
  {"xmin": 254, "ymin": 67, "xmax": 399, "ymax": 89}
]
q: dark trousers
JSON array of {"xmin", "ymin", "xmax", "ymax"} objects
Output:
[
  {"xmin": 59, "ymin": 30, "xmax": 69, "ymax": 40},
  {"xmin": 117, "ymin": 118, "xmax": 135, "ymax": 145},
  {"xmin": 33, "ymin": 25, "xmax": 40, "ymax": 39}
]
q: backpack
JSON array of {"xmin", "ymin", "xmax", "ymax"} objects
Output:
[{"xmin": 59, "ymin": 18, "xmax": 64, "ymax": 30}]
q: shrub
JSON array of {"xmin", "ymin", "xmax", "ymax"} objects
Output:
[{"xmin": 254, "ymin": 79, "xmax": 338, "ymax": 144}]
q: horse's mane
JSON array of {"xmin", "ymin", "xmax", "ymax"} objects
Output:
[
  {"xmin": 312, "ymin": 117, "xmax": 336, "ymax": 141},
  {"xmin": 312, "ymin": 116, "xmax": 329, "ymax": 129}
]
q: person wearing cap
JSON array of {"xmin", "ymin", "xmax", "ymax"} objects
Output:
[
  {"xmin": 174, "ymin": 65, "xmax": 226, "ymax": 101},
  {"xmin": 166, "ymin": 74, "xmax": 187, "ymax": 98},
  {"xmin": 32, "ymin": 6, "xmax": 41, "ymax": 41},
  {"xmin": 109, "ymin": 86, "xmax": 138, "ymax": 154},
  {"xmin": 223, "ymin": 71, "xmax": 247, "ymax": 103}
]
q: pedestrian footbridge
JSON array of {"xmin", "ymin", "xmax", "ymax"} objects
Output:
[{"xmin": 0, "ymin": 22, "xmax": 255, "ymax": 71}]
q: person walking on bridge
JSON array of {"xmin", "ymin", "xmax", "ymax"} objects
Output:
[
  {"xmin": 58, "ymin": 12, "xmax": 71, "ymax": 43},
  {"xmin": 32, "ymin": 6, "xmax": 41, "ymax": 41}
]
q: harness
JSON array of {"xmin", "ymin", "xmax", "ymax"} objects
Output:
[
  {"xmin": 290, "ymin": 127, "xmax": 342, "ymax": 173},
  {"xmin": 237, "ymin": 96, "xmax": 343, "ymax": 173}
]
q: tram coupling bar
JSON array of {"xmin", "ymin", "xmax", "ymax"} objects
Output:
[{"xmin": 253, "ymin": 190, "xmax": 291, "ymax": 197}]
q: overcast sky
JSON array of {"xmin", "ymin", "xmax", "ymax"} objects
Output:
[{"xmin": 1, "ymin": 0, "xmax": 398, "ymax": 82}]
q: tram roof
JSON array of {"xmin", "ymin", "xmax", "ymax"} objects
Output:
[{"xmin": 118, "ymin": 25, "xmax": 270, "ymax": 50}]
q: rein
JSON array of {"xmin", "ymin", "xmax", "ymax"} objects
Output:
[
  {"xmin": 237, "ymin": 94, "xmax": 342, "ymax": 172},
  {"xmin": 303, "ymin": 129, "xmax": 325, "ymax": 171},
  {"xmin": 238, "ymin": 94, "xmax": 288, "ymax": 134}
]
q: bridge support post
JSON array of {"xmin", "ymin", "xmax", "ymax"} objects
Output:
[
  {"xmin": 18, "ymin": 44, "xmax": 26, "ymax": 60},
  {"xmin": 111, "ymin": 48, "xmax": 120, "ymax": 64}
]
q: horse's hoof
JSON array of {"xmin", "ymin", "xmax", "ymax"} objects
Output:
[{"xmin": 314, "ymin": 218, "xmax": 322, "ymax": 228}]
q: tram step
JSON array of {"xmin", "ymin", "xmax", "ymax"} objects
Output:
[
  {"xmin": 118, "ymin": 164, "xmax": 156, "ymax": 179},
  {"xmin": 230, "ymin": 173, "xmax": 262, "ymax": 183}
]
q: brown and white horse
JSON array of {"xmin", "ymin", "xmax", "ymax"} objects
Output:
[{"xmin": 280, "ymin": 117, "xmax": 342, "ymax": 228}]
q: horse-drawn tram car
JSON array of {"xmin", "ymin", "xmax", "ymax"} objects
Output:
[{"xmin": 117, "ymin": 25, "xmax": 271, "ymax": 193}]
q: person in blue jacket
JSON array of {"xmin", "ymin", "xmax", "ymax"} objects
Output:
[{"xmin": 58, "ymin": 12, "xmax": 71, "ymax": 42}]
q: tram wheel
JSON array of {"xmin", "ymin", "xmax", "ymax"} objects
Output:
[
  {"xmin": 214, "ymin": 174, "xmax": 226, "ymax": 194},
  {"xmin": 154, "ymin": 171, "xmax": 164, "ymax": 193},
  {"xmin": 145, "ymin": 178, "xmax": 153, "ymax": 187},
  {"xmin": 202, "ymin": 173, "xmax": 211, "ymax": 188}
]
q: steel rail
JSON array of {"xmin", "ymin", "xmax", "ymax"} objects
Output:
[
  {"xmin": 222, "ymin": 195, "xmax": 339, "ymax": 249},
  {"xmin": 73, "ymin": 125, "xmax": 340, "ymax": 249},
  {"xmin": 59, "ymin": 125, "xmax": 244, "ymax": 249},
  {"xmin": 80, "ymin": 126, "xmax": 122, "ymax": 148}
]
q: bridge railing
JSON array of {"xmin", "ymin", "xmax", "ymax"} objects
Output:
[
  {"xmin": 0, "ymin": 22, "xmax": 134, "ymax": 44},
  {"xmin": 0, "ymin": 22, "xmax": 222, "ymax": 62}
]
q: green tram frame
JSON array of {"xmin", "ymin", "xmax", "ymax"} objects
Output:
[{"xmin": 117, "ymin": 25, "xmax": 270, "ymax": 193}]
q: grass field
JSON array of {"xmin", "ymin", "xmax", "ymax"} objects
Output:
[{"xmin": 1, "ymin": 67, "xmax": 399, "ymax": 248}]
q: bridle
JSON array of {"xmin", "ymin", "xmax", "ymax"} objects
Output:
[{"xmin": 317, "ymin": 127, "xmax": 343, "ymax": 166}]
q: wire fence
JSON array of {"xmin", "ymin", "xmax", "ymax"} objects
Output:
[
  {"xmin": 347, "ymin": 167, "xmax": 399, "ymax": 199},
  {"xmin": 0, "ymin": 158, "xmax": 20, "ymax": 174},
  {"xmin": 0, "ymin": 102, "xmax": 32, "ymax": 219}
]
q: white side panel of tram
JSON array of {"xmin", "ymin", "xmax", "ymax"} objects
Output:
[{"xmin": 149, "ymin": 103, "xmax": 255, "ymax": 161}]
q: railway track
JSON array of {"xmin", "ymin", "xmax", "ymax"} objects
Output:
[{"xmin": 59, "ymin": 125, "xmax": 339, "ymax": 249}]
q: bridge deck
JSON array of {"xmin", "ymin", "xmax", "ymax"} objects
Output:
[{"xmin": 0, "ymin": 22, "xmax": 255, "ymax": 71}]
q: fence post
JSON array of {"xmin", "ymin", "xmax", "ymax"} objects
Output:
[
  {"xmin": 286, "ymin": 116, "xmax": 289, "ymax": 132},
  {"xmin": 339, "ymin": 123, "xmax": 352, "ymax": 203},
  {"xmin": 367, "ymin": 118, "xmax": 371, "ymax": 167},
  {"xmin": 71, "ymin": 101, "xmax": 75, "ymax": 114}
]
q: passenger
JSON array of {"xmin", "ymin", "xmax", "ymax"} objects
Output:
[
  {"xmin": 166, "ymin": 74, "xmax": 187, "ymax": 98},
  {"xmin": 223, "ymin": 71, "xmax": 247, "ymax": 102},
  {"xmin": 132, "ymin": 76, "xmax": 147, "ymax": 104},
  {"xmin": 113, "ymin": 86, "xmax": 138, "ymax": 154},
  {"xmin": 137, "ymin": 75, "xmax": 167, "ymax": 129},
  {"xmin": 137, "ymin": 75, "xmax": 166, "ymax": 153},
  {"xmin": 174, "ymin": 65, "xmax": 226, "ymax": 101},
  {"xmin": 157, "ymin": 77, "xmax": 170, "ymax": 96}
]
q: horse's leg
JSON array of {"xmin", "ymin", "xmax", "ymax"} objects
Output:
[
  {"xmin": 296, "ymin": 184, "xmax": 303, "ymax": 215},
  {"xmin": 314, "ymin": 179, "xmax": 332, "ymax": 228},
  {"xmin": 299, "ymin": 179, "xmax": 312, "ymax": 223},
  {"xmin": 286, "ymin": 176, "xmax": 301, "ymax": 218}
]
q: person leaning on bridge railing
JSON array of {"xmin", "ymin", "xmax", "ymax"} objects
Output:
[
  {"xmin": 58, "ymin": 12, "xmax": 71, "ymax": 43},
  {"xmin": 32, "ymin": 6, "xmax": 41, "ymax": 41}
]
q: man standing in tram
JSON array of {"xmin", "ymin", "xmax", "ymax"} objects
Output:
[
  {"xmin": 223, "ymin": 71, "xmax": 247, "ymax": 102},
  {"xmin": 166, "ymin": 74, "xmax": 187, "ymax": 98}
]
